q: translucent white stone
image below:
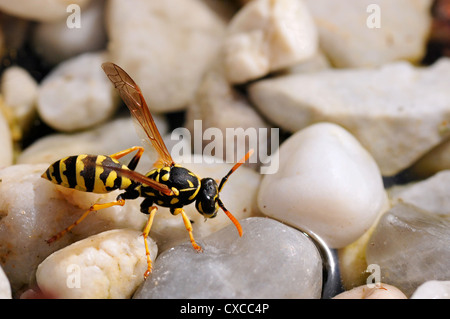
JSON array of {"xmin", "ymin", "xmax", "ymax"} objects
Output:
[
  {"xmin": 133, "ymin": 217, "xmax": 322, "ymax": 299},
  {"xmin": 366, "ymin": 203, "xmax": 450, "ymax": 297}
]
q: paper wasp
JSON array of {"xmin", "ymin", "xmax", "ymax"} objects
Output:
[{"xmin": 42, "ymin": 62, "xmax": 253, "ymax": 278}]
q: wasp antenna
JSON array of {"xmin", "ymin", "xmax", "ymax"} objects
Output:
[
  {"xmin": 218, "ymin": 149, "xmax": 254, "ymax": 192},
  {"xmin": 218, "ymin": 199, "xmax": 243, "ymax": 237}
]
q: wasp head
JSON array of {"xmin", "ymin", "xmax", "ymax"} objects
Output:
[{"xmin": 195, "ymin": 178, "xmax": 219, "ymax": 218}]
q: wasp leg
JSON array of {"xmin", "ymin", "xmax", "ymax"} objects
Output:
[
  {"xmin": 109, "ymin": 146, "xmax": 144, "ymax": 171},
  {"xmin": 46, "ymin": 198, "xmax": 126, "ymax": 244},
  {"xmin": 142, "ymin": 206, "xmax": 158, "ymax": 279},
  {"xmin": 173, "ymin": 207, "xmax": 203, "ymax": 252}
]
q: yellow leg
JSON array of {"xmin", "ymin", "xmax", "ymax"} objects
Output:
[
  {"xmin": 142, "ymin": 206, "xmax": 158, "ymax": 279},
  {"xmin": 46, "ymin": 199, "xmax": 126, "ymax": 244},
  {"xmin": 109, "ymin": 146, "xmax": 144, "ymax": 160},
  {"xmin": 175, "ymin": 208, "xmax": 203, "ymax": 252},
  {"xmin": 109, "ymin": 146, "xmax": 144, "ymax": 171}
]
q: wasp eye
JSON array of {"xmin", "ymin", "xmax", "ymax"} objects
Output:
[{"xmin": 196, "ymin": 178, "xmax": 219, "ymax": 218}]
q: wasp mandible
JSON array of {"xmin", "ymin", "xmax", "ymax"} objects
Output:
[{"xmin": 42, "ymin": 62, "xmax": 253, "ymax": 278}]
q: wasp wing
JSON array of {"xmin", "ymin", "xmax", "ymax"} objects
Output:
[
  {"xmin": 102, "ymin": 62, "xmax": 174, "ymax": 167},
  {"xmin": 100, "ymin": 162, "xmax": 173, "ymax": 196}
]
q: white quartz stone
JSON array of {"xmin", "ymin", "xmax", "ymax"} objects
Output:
[
  {"xmin": 106, "ymin": 0, "xmax": 226, "ymax": 112},
  {"xmin": 1, "ymin": 66, "xmax": 38, "ymax": 134},
  {"xmin": 37, "ymin": 51, "xmax": 117, "ymax": 132},
  {"xmin": 31, "ymin": 0, "xmax": 107, "ymax": 65},
  {"xmin": 0, "ymin": 0, "xmax": 91, "ymax": 22},
  {"xmin": 389, "ymin": 170, "xmax": 450, "ymax": 215},
  {"xmin": 258, "ymin": 122, "xmax": 388, "ymax": 248},
  {"xmin": 186, "ymin": 61, "xmax": 271, "ymax": 171},
  {"xmin": 17, "ymin": 116, "xmax": 165, "ymax": 170},
  {"xmin": 249, "ymin": 58, "xmax": 450, "ymax": 176},
  {"xmin": 304, "ymin": 0, "xmax": 433, "ymax": 67},
  {"xmin": 223, "ymin": 0, "xmax": 318, "ymax": 84},
  {"xmin": 36, "ymin": 229, "xmax": 156, "ymax": 299}
]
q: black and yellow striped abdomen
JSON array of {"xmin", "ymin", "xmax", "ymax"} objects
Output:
[
  {"xmin": 42, "ymin": 155, "xmax": 135, "ymax": 194},
  {"xmin": 140, "ymin": 165, "xmax": 201, "ymax": 210}
]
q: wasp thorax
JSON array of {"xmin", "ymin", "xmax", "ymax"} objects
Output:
[{"xmin": 195, "ymin": 178, "xmax": 219, "ymax": 218}]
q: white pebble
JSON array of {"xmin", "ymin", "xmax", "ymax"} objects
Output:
[
  {"xmin": 37, "ymin": 51, "xmax": 116, "ymax": 132},
  {"xmin": 31, "ymin": 0, "xmax": 107, "ymax": 65},
  {"xmin": 389, "ymin": 170, "xmax": 450, "ymax": 215},
  {"xmin": 223, "ymin": 0, "xmax": 318, "ymax": 84},
  {"xmin": 333, "ymin": 283, "xmax": 407, "ymax": 299},
  {"xmin": 1, "ymin": 65, "xmax": 38, "ymax": 132},
  {"xmin": 106, "ymin": 0, "xmax": 226, "ymax": 112},
  {"xmin": 304, "ymin": 0, "xmax": 433, "ymax": 67},
  {"xmin": 36, "ymin": 229, "xmax": 156, "ymax": 299},
  {"xmin": 258, "ymin": 122, "xmax": 388, "ymax": 248},
  {"xmin": 0, "ymin": 0, "xmax": 91, "ymax": 22},
  {"xmin": 186, "ymin": 61, "xmax": 271, "ymax": 170},
  {"xmin": 411, "ymin": 280, "xmax": 450, "ymax": 299}
]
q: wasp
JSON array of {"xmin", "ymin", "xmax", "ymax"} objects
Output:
[{"xmin": 42, "ymin": 62, "xmax": 253, "ymax": 278}]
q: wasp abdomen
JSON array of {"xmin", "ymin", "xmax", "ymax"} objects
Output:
[{"xmin": 42, "ymin": 155, "xmax": 134, "ymax": 194}]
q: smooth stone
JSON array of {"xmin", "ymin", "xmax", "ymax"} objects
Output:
[
  {"xmin": 366, "ymin": 203, "xmax": 450, "ymax": 297},
  {"xmin": 333, "ymin": 283, "xmax": 407, "ymax": 299},
  {"xmin": 133, "ymin": 217, "xmax": 322, "ymax": 299},
  {"xmin": 411, "ymin": 280, "xmax": 450, "ymax": 299},
  {"xmin": 1, "ymin": 65, "xmax": 38, "ymax": 137},
  {"xmin": 304, "ymin": 0, "xmax": 433, "ymax": 67},
  {"xmin": 37, "ymin": 51, "xmax": 116, "ymax": 132},
  {"xmin": 223, "ymin": 0, "xmax": 318, "ymax": 84},
  {"xmin": 389, "ymin": 170, "xmax": 450, "ymax": 215},
  {"xmin": 258, "ymin": 122, "xmax": 388, "ymax": 248},
  {"xmin": 0, "ymin": 98, "xmax": 13, "ymax": 167},
  {"xmin": 0, "ymin": 266, "xmax": 12, "ymax": 299},
  {"xmin": 0, "ymin": 163, "xmax": 147, "ymax": 293},
  {"xmin": 31, "ymin": 0, "xmax": 107, "ymax": 65},
  {"xmin": 0, "ymin": 0, "xmax": 91, "ymax": 22},
  {"xmin": 106, "ymin": 0, "xmax": 226, "ymax": 112},
  {"xmin": 249, "ymin": 58, "xmax": 450, "ymax": 176},
  {"xmin": 36, "ymin": 229, "xmax": 156, "ymax": 299}
]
